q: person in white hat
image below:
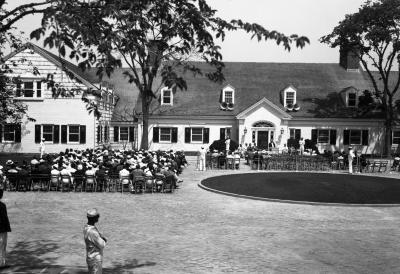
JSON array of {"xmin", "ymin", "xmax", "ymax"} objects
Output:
[
  {"xmin": 348, "ymin": 146, "xmax": 355, "ymax": 174},
  {"xmin": 83, "ymin": 208, "xmax": 106, "ymax": 274}
]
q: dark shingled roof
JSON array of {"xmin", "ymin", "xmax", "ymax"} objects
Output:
[{"xmin": 142, "ymin": 62, "xmax": 381, "ymax": 118}]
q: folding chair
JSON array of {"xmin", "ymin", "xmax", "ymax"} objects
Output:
[
  {"xmin": 119, "ymin": 176, "xmax": 131, "ymax": 193},
  {"xmin": 132, "ymin": 175, "xmax": 145, "ymax": 194},
  {"xmin": 85, "ymin": 175, "xmax": 97, "ymax": 192},
  {"xmin": 48, "ymin": 174, "xmax": 59, "ymax": 191},
  {"xmin": 60, "ymin": 174, "xmax": 72, "ymax": 192}
]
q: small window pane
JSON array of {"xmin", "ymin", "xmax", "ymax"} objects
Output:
[
  {"xmin": 350, "ymin": 130, "xmax": 361, "ymax": 145},
  {"xmin": 191, "ymin": 128, "xmax": 203, "ymax": 142},
  {"xmin": 69, "ymin": 125, "xmax": 80, "ymax": 142},
  {"xmin": 160, "ymin": 128, "xmax": 171, "ymax": 142},
  {"xmin": 224, "ymin": 91, "xmax": 233, "ymax": 104},
  {"xmin": 24, "ymin": 82, "xmax": 34, "ymax": 97},
  {"xmin": 163, "ymin": 90, "xmax": 171, "ymax": 104},
  {"xmin": 393, "ymin": 131, "xmax": 400, "ymax": 144},
  {"xmin": 286, "ymin": 91, "xmax": 295, "ymax": 105},
  {"xmin": 348, "ymin": 93, "xmax": 356, "ymax": 107},
  {"xmin": 120, "ymin": 127, "xmax": 129, "ymax": 141},
  {"xmin": 43, "ymin": 125, "xmax": 53, "ymax": 142},
  {"xmin": 3, "ymin": 125, "xmax": 15, "ymax": 141},
  {"xmin": 317, "ymin": 129, "xmax": 329, "ymax": 143}
]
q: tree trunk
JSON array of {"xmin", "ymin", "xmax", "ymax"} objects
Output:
[
  {"xmin": 140, "ymin": 97, "xmax": 150, "ymax": 150},
  {"xmin": 384, "ymin": 95, "xmax": 394, "ymax": 156}
]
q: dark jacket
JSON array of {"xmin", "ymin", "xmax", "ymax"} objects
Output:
[{"xmin": 0, "ymin": 201, "xmax": 11, "ymax": 233}]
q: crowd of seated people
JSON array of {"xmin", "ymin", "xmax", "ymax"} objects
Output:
[{"xmin": 0, "ymin": 148, "xmax": 187, "ymax": 192}]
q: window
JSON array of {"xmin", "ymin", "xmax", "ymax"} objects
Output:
[
  {"xmin": 220, "ymin": 128, "xmax": 231, "ymax": 140},
  {"xmin": 3, "ymin": 125, "xmax": 14, "ymax": 142},
  {"xmin": 191, "ymin": 128, "xmax": 203, "ymax": 142},
  {"xmin": 160, "ymin": 128, "xmax": 172, "ymax": 142},
  {"xmin": 185, "ymin": 127, "xmax": 209, "ymax": 143},
  {"xmin": 285, "ymin": 91, "xmax": 295, "ymax": 106},
  {"xmin": 224, "ymin": 91, "xmax": 233, "ymax": 104},
  {"xmin": 344, "ymin": 129, "xmax": 368, "ymax": 145},
  {"xmin": 222, "ymin": 85, "xmax": 235, "ymax": 104},
  {"xmin": 161, "ymin": 88, "xmax": 173, "ymax": 105},
  {"xmin": 317, "ymin": 129, "xmax": 330, "ymax": 143},
  {"xmin": 68, "ymin": 125, "xmax": 80, "ymax": 142},
  {"xmin": 348, "ymin": 93, "xmax": 357, "ymax": 107},
  {"xmin": 289, "ymin": 129, "xmax": 301, "ymax": 140},
  {"xmin": 393, "ymin": 131, "xmax": 400, "ymax": 145},
  {"xmin": 16, "ymin": 80, "xmax": 42, "ymax": 98},
  {"xmin": 42, "ymin": 125, "xmax": 54, "ymax": 142},
  {"xmin": 1, "ymin": 124, "xmax": 21, "ymax": 143},
  {"xmin": 120, "ymin": 127, "xmax": 129, "ymax": 141}
]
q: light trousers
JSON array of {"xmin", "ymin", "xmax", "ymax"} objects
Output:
[{"xmin": 0, "ymin": 232, "xmax": 7, "ymax": 267}]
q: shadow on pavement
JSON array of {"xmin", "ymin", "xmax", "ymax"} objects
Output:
[{"xmin": 104, "ymin": 259, "xmax": 157, "ymax": 273}]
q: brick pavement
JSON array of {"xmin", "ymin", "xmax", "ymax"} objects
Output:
[{"xmin": 1, "ymin": 157, "xmax": 400, "ymax": 273}]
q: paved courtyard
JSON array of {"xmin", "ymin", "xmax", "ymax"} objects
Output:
[{"xmin": 2, "ymin": 159, "xmax": 400, "ymax": 273}]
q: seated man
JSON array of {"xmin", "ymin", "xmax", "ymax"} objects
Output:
[{"xmin": 130, "ymin": 164, "xmax": 146, "ymax": 181}]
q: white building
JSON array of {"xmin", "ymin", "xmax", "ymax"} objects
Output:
[{"xmin": 0, "ymin": 43, "xmax": 398, "ymax": 155}]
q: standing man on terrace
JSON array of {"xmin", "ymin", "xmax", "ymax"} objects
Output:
[
  {"xmin": 348, "ymin": 147, "xmax": 355, "ymax": 174},
  {"xmin": 0, "ymin": 188, "xmax": 11, "ymax": 269},
  {"xmin": 83, "ymin": 208, "xmax": 107, "ymax": 274}
]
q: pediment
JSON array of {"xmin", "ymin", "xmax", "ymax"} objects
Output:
[{"xmin": 236, "ymin": 97, "xmax": 292, "ymax": 120}]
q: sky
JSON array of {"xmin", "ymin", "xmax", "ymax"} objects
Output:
[{"xmin": 7, "ymin": 0, "xmax": 367, "ymax": 63}]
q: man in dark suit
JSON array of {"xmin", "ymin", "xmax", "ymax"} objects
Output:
[{"xmin": 0, "ymin": 189, "xmax": 11, "ymax": 268}]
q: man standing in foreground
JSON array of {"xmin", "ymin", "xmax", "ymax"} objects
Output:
[
  {"xmin": 83, "ymin": 208, "xmax": 107, "ymax": 274},
  {"xmin": 0, "ymin": 188, "xmax": 11, "ymax": 269},
  {"xmin": 348, "ymin": 147, "xmax": 355, "ymax": 174}
]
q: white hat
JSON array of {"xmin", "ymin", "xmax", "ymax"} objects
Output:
[{"xmin": 87, "ymin": 208, "xmax": 100, "ymax": 217}]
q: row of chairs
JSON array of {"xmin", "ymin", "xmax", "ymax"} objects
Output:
[
  {"xmin": 250, "ymin": 155, "xmax": 334, "ymax": 171},
  {"xmin": 206, "ymin": 156, "xmax": 241, "ymax": 170},
  {"xmin": 3, "ymin": 173, "xmax": 175, "ymax": 193}
]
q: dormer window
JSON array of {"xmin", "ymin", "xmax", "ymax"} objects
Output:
[
  {"xmin": 283, "ymin": 86, "xmax": 297, "ymax": 107},
  {"xmin": 348, "ymin": 92, "xmax": 357, "ymax": 107},
  {"xmin": 161, "ymin": 87, "xmax": 173, "ymax": 106},
  {"xmin": 222, "ymin": 85, "xmax": 235, "ymax": 104}
]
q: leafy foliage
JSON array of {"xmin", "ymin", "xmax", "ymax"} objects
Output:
[
  {"xmin": 34, "ymin": 0, "xmax": 309, "ymax": 149},
  {"xmin": 321, "ymin": 0, "xmax": 400, "ymax": 154},
  {"xmin": 209, "ymin": 139, "xmax": 238, "ymax": 152}
]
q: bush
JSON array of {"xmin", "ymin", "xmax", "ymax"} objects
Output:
[
  {"xmin": 209, "ymin": 139, "xmax": 239, "ymax": 152},
  {"xmin": 287, "ymin": 138, "xmax": 299, "ymax": 149},
  {"xmin": 304, "ymin": 139, "xmax": 319, "ymax": 154}
]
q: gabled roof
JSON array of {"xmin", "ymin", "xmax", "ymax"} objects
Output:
[
  {"xmin": 236, "ymin": 97, "xmax": 292, "ymax": 120},
  {"xmin": 3, "ymin": 42, "xmax": 98, "ymax": 90}
]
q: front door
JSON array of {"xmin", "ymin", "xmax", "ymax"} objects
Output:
[{"xmin": 257, "ymin": 131, "xmax": 269, "ymax": 149}]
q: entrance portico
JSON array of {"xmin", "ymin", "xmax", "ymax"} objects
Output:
[{"xmin": 236, "ymin": 97, "xmax": 292, "ymax": 149}]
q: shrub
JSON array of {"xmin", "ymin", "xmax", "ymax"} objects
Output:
[
  {"xmin": 287, "ymin": 138, "xmax": 300, "ymax": 149},
  {"xmin": 209, "ymin": 139, "xmax": 239, "ymax": 152},
  {"xmin": 304, "ymin": 139, "xmax": 319, "ymax": 154}
]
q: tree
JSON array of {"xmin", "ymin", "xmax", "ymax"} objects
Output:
[
  {"xmin": 321, "ymin": 0, "xmax": 400, "ymax": 155},
  {"xmin": 34, "ymin": 0, "xmax": 309, "ymax": 149},
  {"xmin": 0, "ymin": 0, "xmax": 56, "ymax": 124}
]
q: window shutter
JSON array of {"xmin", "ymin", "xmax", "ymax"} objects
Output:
[
  {"xmin": 104, "ymin": 125, "xmax": 109, "ymax": 142},
  {"xmin": 35, "ymin": 125, "xmax": 41, "ymax": 143},
  {"xmin": 79, "ymin": 125, "xmax": 86, "ymax": 144},
  {"xmin": 0, "ymin": 125, "xmax": 2, "ymax": 143},
  {"xmin": 97, "ymin": 125, "xmax": 101, "ymax": 143},
  {"xmin": 295, "ymin": 129, "xmax": 301, "ymax": 140},
  {"xmin": 61, "ymin": 125, "xmax": 68, "ymax": 143},
  {"xmin": 171, "ymin": 127, "xmax": 178, "ymax": 143},
  {"xmin": 329, "ymin": 129, "xmax": 336, "ymax": 145},
  {"xmin": 343, "ymin": 130, "xmax": 350, "ymax": 145},
  {"xmin": 113, "ymin": 126, "xmax": 119, "ymax": 142},
  {"xmin": 185, "ymin": 128, "xmax": 191, "ymax": 143},
  {"xmin": 203, "ymin": 128, "xmax": 209, "ymax": 144},
  {"xmin": 362, "ymin": 130, "xmax": 369, "ymax": 145},
  {"xmin": 220, "ymin": 128, "xmax": 225, "ymax": 140},
  {"xmin": 53, "ymin": 125, "xmax": 60, "ymax": 143},
  {"xmin": 153, "ymin": 127, "xmax": 159, "ymax": 143},
  {"xmin": 14, "ymin": 124, "xmax": 21, "ymax": 143},
  {"xmin": 311, "ymin": 129, "xmax": 317, "ymax": 143},
  {"xmin": 226, "ymin": 128, "xmax": 231, "ymax": 138},
  {"xmin": 129, "ymin": 127, "xmax": 135, "ymax": 142}
]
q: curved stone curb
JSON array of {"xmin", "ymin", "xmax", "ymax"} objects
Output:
[{"xmin": 198, "ymin": 177, "xmax": 400, "ymax": 208}]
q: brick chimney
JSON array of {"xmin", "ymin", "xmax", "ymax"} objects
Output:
[{"xmin": 339, "ymin": 45, "xmax": 360, "ymax": 71}]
